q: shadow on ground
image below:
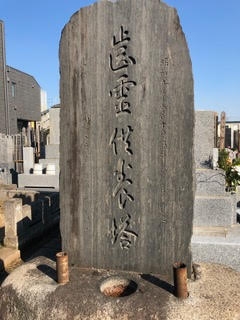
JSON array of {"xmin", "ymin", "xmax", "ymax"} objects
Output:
[
  {"xmin": 141, "ymin": 273, "xmax": 175, "ymax": 295},
  {"xmin": 0, "ymin": 225, "xmax": 61, "ymax": 285}
]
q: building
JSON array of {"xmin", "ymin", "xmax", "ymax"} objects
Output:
[
  {"xmin": 0, "ymin": 20, "xmax": 41, "ymax": 135},
  {"xmin": 0, "ymin": 20, "xmax": 46, "ymax": 176},
  {"xmin": 39, "ymin": 103, "xmax": 60, "ymax": 157},
  {"xmin": 224, "ymin": 121, "xmax": 240, "ymax": 150}
]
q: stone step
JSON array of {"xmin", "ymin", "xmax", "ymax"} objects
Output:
[
  {"xmin": 196, "ymin": 195, "xmax": 235, "ymax": 199},
  {"xmin": 225, "ymin": 224, "xmax": 240, "ymax": 239},
  {"xmin": 193, "ymin": 224, "xmax": 240, "ymax": 237},
  {"xmin": 192, "ymin": 224, "xmax": 240, "ymax": 272},
  {"xmin": 193, "ymin": 226, "xmax": 228, "ymax": 237},
  {"xmin": 191, "ymin": 231, "xmax": 240, "ymax": 272}
]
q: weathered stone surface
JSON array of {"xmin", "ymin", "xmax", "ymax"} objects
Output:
[
  {"xmin": 0, "ymin": 256, "xmax": 171, "ymax": 320},
  {"xmin": 60, "ymin": 0, "xmax": 194, "ymax": 275}
]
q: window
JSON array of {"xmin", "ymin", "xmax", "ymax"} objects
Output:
[{"xmin": 11, "ymin": 82, "xmax": 16, "ymax": 97}]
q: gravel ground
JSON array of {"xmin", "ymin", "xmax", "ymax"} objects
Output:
[{"xmin": 166, "ymin": 263, "xmax": 240, "ymax": 320}]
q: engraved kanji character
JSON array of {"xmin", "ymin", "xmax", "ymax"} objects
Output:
[
  {"xmin": 112, "ymin": 26, "xmax": 130, "ymax": 46},
  {"xmin": 114, "ymin": 99, "xmax": 131, "ymax": 115},
  {"xmin": 113, "ymin": 159, "xmax": 133, "ymax": 209},
  {"xmin": 110, "ymin": 75, "xmax": 136, "ymax": 100},
  {"xmin": 110, "ymin": 214, "xmax": 138, "ymax": 250},
  {"xmin": 110, "ymin": 46, "xmax": 136, "ymax": 72},
  {"xmin": 109, "ymin": 126, "xmax": 133, "ymax": 156}
]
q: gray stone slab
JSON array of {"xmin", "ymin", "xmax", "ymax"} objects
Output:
[
  {"xmin": 212, "ymin": 148, "xmax": 218, "ymax": 169},
  {"xmin": 194, "ymin": 111, "xmax": 218, "ymax": 169},
  {"xmin": 59, "ymin": 0, "xmax": 194, "ymax": 275},
  {"xmin": 196, "ymin": 169, "xmax": 226, "ymax": 196},
  {"xmin": 23, "ymin": 147, "xmax": 34, "ymax": 174},
  {"xmin": 194, "ymin": 195, "xmax": 236, "ymax": 227},
  {"xmin": 45, "ymin": 144, "xmax": 59, "ymax": 160},
  {"xmin": 49, "ymin": 106, "xmax": 60, "ymax": 145}
]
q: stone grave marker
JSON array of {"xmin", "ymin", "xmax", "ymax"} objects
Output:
[
  {"xmin": 194, "ymin": 110, "xmax": 218, "ymax": 168},
  {"xmin": 60, "ymin": 0, "xmax": 194, "ymax": 276}
]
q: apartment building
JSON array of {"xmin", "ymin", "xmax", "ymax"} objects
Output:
[{"xmin": 0, "ymin": 20, "xmax": 41, "ymax": 135}]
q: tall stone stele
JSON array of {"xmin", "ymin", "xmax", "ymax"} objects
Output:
[{"xmin": 60, "ymin": 0, "xmax": 194, "ymax": 276}]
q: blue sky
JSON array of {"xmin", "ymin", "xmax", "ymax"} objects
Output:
[{"xmin": 0, "ymin": 0, "xmax": 240, "ymax": 120}]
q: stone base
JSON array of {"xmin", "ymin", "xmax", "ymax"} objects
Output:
[
  {"xmin": 191, "ymin": 224, "xmax": 240, "ymax": 272},
  {"xmin": 2, "ymin": 257, "xmax": 240, "ymax": 320},
  {"xmin": 18, "ymin": 174, "xmax": 59, "ymax": 190},
  {"xmin": 0, "ymin": 256, "xmax": 173, "ymax": 320},
  {"xmin": 39, "ymin": 158, "xmax": 59, "ymax": 174},
  {"xmin": 195, "ymin": 168, "xmax": 226, "ymax": 196},
  {"xmin": 194, "ymin": 194, "xmax": 236, "ymax": 227}
]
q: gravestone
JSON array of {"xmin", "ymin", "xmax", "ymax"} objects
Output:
[
  {"xmin": 60, "ymin": 0, "xmax": 194, "ymax": 276},
  {"xmin": 194, "ymin": 110, "xmax": 236, "ymax": 228},
  {"xmin": 192, "ymin": 110, "xmax": 240, "ymax": 273},
  {"xmin": 194, "ymin": 110, "xmax": 218, "ymax": 168}
]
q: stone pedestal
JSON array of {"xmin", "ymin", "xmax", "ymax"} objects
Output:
[
  {"xmin": 194, "ymin": 168, "xmax": 236, "ymax": 227},
  {"xmin": 23, "ymin": 147, "xmax": 34, "ymax": 174},
  {"xmin": 4, "ymin": 198, "xmax": 23, "ymax": 249}
]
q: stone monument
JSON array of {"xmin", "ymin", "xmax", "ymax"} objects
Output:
[{"xmin": 60, "ymin": 0, "xmax": 194, "ymax": 276}]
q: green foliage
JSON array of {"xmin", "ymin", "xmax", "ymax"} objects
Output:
[
  {"xmin": 233, "ymin": 158, "xmax": 240, "ymax": 166},
  {"xmin": 218, "ymin": 149, "xmax": 240, "ymax": 191},
  {"xmin": 218, "ymin": 149, "xmax": 230, "ymax": 171}
]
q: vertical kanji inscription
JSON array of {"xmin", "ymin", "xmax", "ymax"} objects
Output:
[{"xmin": 109, "ymin": 26, "xmax": 138, "ymax": 250}]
